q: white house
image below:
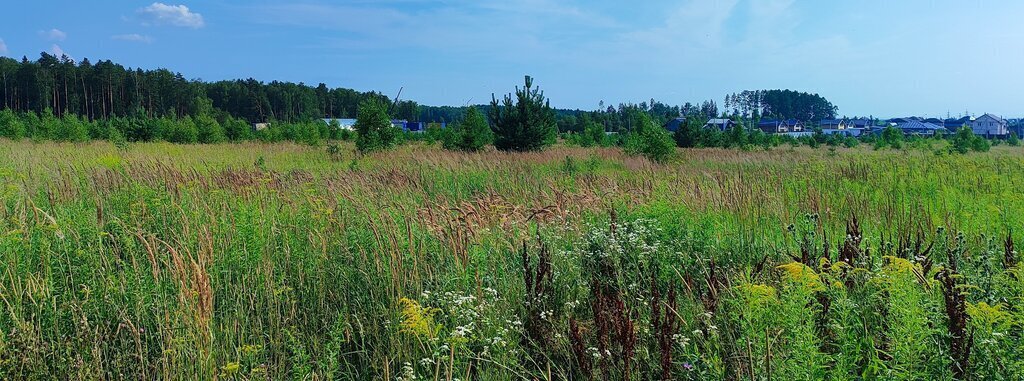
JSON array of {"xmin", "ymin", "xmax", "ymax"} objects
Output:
[
  {"xmin": 703, "ymin": 118, "xmax": 736, "ymax": 131},
  {"xmin": 323, "ymin": 118, "xmax": 357, "ymax": 130},
  {"xmin": 971, "ymin": 114, "xmax": 1008, "ymax": 137}
]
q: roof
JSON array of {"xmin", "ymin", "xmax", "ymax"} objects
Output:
[
  {"xmin": 820, "ymin": 119, "xmax": 845, "ymax": 125},
  {"xmin": 849, "ymin": 119, "xmax": 873, "ymax": 127},
  {"xmin": 976, "ymin": 113, "xmax": 1006, "ymax": 124},
  {"xmin": 897, "ymin": 120, "xmax": 945, "ymax": 132},
  {"xmin": 706, "ymin": 118, "xmax": 732, "ymax": 124}
]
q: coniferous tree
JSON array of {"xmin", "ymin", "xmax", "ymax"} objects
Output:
[
  {"xmin": 443, "ymin": 107, "xmax": 491, "ymax": 152},
  {"xmin": 489, "ymin": 75, "xmax": 556, "ymax": 152}
]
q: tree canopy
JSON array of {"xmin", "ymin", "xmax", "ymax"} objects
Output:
[{"xmin": 723, "ymin": 90, "xmax": 837, "ymax": 121}]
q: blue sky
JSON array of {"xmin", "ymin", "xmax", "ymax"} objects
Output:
[{"xmin": 2, "ymin": 1, "xmax": 1022, "ymax": 118}]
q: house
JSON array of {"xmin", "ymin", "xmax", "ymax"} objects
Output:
[
  {"xmin": 820, "ymin": 119, "xmax": 848, "ymax": 130},
  {"xmin": 404, "ymin": 122, "xmax": 448, "ymax": 132},
  {"xmin": 663, "ymin": 118, "xmax": 686, "ymax": 132},
  {"xmin": 253, "ymin": 122, "xmax": 270, "ymax": 131},
  {"xmin": 943, "ymin": 116, "xmax": 972, "ymax": 132},
  {"xmin": 895, "ymin": 120, "xmax": 945, "ymax": 136},
  {"xmin": 703, "ymin": 118, "xmax": 736, "ymax": 131},
  {"xmin": 322, "ymin": 118, "xmax": 357, "ymax": 130},
  {"xmin": 785, "ymin": 119, "xmax": 804, "ymax": 132},
  {"xmin": 849, "ymin": 119, "xmax": 873, "ymax": 128},
  {"xmin": 757, "ymin": 119, "xmax": 802, "ymax": 134},
  {"xmin": 888, "ymin": 117, "xmax": 919, "ymax": 124},
  {"xmin": 971, "ymin": 114, "xmax": 1008, "ymax": 137},
  {"xmin": 758, "ymin": 119, "xmax": 786, "ymax": 133}
]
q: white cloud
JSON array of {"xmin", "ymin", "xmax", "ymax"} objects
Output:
[
  {"xmin": 40, "ymin": 28, "xmax": 67, "ymax": 41},
  {"xmin": 112, "ymin": 33, "xmax": 154, "ymax": 43},
  {"xmin": 49, "ymin": 44, "xmax": 72, "ymax": 60},
  {"xmin": 137, "ymin": 3, "xmax": 205, "ymax": 28},
  {"xmin": 0, "ymin": 39, "xmax": 7, "ymax": 55}
]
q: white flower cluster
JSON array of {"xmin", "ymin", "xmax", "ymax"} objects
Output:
[{"xmin": 396, "ymin": 362, "xmax": 417, "ymax": 381}]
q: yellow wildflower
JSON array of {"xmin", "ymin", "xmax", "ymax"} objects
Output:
[
  {"xmin": 221, "ymin": 361, "xmax": 240, "ymax": 376},
  {"xmin": 967, "ymin": 302, "xmax": 1011, "ymax": 330},
  {"xmin": 882, "ymin": 256, "xmax": 916, "ymax": 274},
  {"xmin": 735, "ymin": 283, "xmax": 777, "ymax": 306},
  {"xmin": 399, "ymin": 297, "xmax": 438, "ymax": 338},
  {"xmin": 777, "ymin": 262, "xmax": 825, "ymax": 292}
]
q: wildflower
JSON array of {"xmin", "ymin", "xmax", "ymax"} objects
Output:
[
  {"xmin": 399, "ymin": 298, "xmax": 438, "ymax": 338},
  {"xmin": 220, "ymin": 362, "xmax": 240, "ymax": 376},
  {"xmin": 735, "ymin": 283, "xmax": 777, "ymax": 306},
  {"xmin": 396, "ymin": 362, "xmax": 417, "ymax": 381},
  {"xmin": 683, "ymin": 362, "xmax": 694, "ymax": 371},
  {"xmin": 777, "ymin": 262, "xmax": 825, "ymax": 291}
]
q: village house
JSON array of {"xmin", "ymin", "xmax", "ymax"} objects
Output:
[
  {"xmin": 819, "ymin": 119, "xmax": 848, "ymax": 129},
  {"xmin": 895, "ymin": 120, "xmax": 945, "ymax": 136},
  {"xmin": 971, "ymin": 114, "xmax": 1008, "ymax": 137},
  {"xmin": 944, "ymin": 116, "xmax": 973, "ymax": 132},
  {"xmin": 703, "ymin": 118, "xmax": 736, "ymax": 131},
  {"xmin": 757, "ymin": 119, "xmax": 803, "ymax": 134},
  {"xmin": 849, "ymin": 119, "xmax": 874, "ymax": 129},
  {"xmin": 663, "ymin": 118, "xmax": 687, "ymax": 132}
]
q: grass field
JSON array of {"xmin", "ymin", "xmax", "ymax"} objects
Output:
[{"xmin": 1, "ymin": 140, "xmax": 1022, "ymax": 380}]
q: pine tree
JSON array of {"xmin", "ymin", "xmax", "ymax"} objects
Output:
[
  {"xmin": 489, "ymin": 76, "xmax": 556, "ymax": 152},
  {"xmin": 443, "ymin": 107, "xmax": 491, "ymax": 152}
]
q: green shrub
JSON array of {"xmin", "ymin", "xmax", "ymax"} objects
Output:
[
  {"xmin": 624, "ymin": 112, "xmax": 675, "ymax": 163},
  {"xmin": 163, "ymin": 117, "xmax": 199, "ymax": 143},
  {"xmin": 950, "ymin": 126, "xmax": 989, "ymax": 154},
  {"xmin": 0, "ymin": 109, "xmax": 25, "ymax": 140},
  {"xmin": 195, "ymin": 114, "xmax": 226, "ymax": 144},
  {"xmin": 355, "ymin": 98, "xmax": 401, "ymax": 153}
]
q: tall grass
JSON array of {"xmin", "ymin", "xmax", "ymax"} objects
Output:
[{"xmin": 1, "ymin": 140, "xmax": 1022, "ymax": 379}]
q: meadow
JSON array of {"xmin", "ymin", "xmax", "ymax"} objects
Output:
[{"xmin": 1, "ymin": 140, "xmax": 1022, "ymax": 380}]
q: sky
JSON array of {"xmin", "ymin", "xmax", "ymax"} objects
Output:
[{"xmin": 1, "ymin": 0, "xmax": 1022, "ymax": 118}]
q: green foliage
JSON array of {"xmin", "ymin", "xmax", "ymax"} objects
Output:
[
  {"xmin": 423, "ymin": 122, "xmax": 445, "ymax": 145},
  {"xmin": 0, "ymin": 109, "xmax": 25, "ymax": 140},
  {"xmin": 49, "ymin": 112, "xmax": 89, "ymax": 142},
  {"xmin": 1007, "ymin": 132, "xmax": 1020, "ymax": 146},
  {"xmin": 224, "ymin": 117, "xmax": 254, "ymax": 141},
  {"xmin": 489, "ymin": 75, "xmax": 556, "ymax": 152},
  {"xmin": 874, "ymin": 126, "xmax": 904, "ymax": 150},
  {"xmin": 672, "ymin": 117, "xmax": 704, "ymax": 148},
  {"xmin": 950, "ymin": 126, "xmax": 990, "ymax": 154},
  {"xmin": 354, "ymin": 98, "xmax": 401, "ymax": 153},
  {"xmin": 624, "ymin": 112, "xmax": 675, "ymax": 163},
  {"xmin": 570, "ymin": 114, "xmax": 606, "ymax": 147},
  {"xmin": 163, "ymin": 117, "xmax": 199, "ymax": 143},
  {"xmin": 194, "ymin": 114, "xmax": 226, "ymax": 144},
  {"xmin": 443, "ymin": 107, "xmax": 491, "ymax": 152}
]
